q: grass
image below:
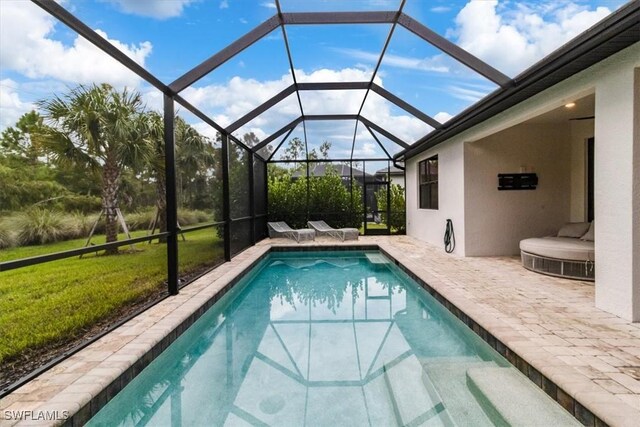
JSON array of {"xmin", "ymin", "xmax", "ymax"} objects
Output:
[
  {"xmin": 0, "ymin": 226, "xmax": 222, "ymax": 363},
  {"xmin": 359, "ymin": 222, "xmax": 389, "ymax": 233}
]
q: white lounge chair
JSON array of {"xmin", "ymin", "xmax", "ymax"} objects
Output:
[
  {"xmin": 267, "ymin": 221, "xmax": 315, "ymax": 243},
  {"xmin": 307, "ymin": 220, "xmax": 359, "ymax": 241}
]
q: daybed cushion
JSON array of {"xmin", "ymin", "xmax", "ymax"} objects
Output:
[
  {"xmin": 520, "ymin": 237, "xmax": 594, "ymax": 261},
  {"xmin": 557, "ymin": 222, "xmax": 590, "ymax": 238},
  {"xmin": 581, "ymin": 221, "xmax": 595, "ymax": 241}
]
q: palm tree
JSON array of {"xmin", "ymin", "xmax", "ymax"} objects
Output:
[
  {"xmin": 141, "ymin": 111, "xmax": 167, "ymax": 238},
  {"xmin": 35, "ymin": 83, "xmax": 149, "ymax": 254},
  {"xmin": 143, "ymin": 113, "xmax": 215, "ymax": 236},
  {"xmin": 174, "ymin": 117, "xmax": 215, "ymax": 209}
]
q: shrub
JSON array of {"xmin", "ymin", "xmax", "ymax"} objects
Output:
[
  {"xmin": 177, "ymin": 209, "xmax": 199, "ymax": 226},
  {"xmin": 376, "ymin": 184, "xmax": 406, "ymax": 233},
  {"xmin": 268, "ymin": 171, "xmax": 362, "ymax": 229},
  {"xmin": 0, "ymin": 221, "xmax": 15, "ymax": 249},
  {"xmin": 11, "ymin": 208, "xmax": 75, "ymax": 245},
  {"xmin": 65, "ymin": 211, "xmax": 94, "ymax": 238},
  {"xmin": 58, "ymin": 195, "xmax": 102, "ymax": 214},
  {"xmin": 126, "ymin": 209, "xmax": 155, "ymax": 231},
  {"xmin": 193, "ymin": 210, "xmax": 212, "ymax": 223}
]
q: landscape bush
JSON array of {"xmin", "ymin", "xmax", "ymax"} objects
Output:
[
  {"xmin": 10, "ymin": 208, "xmax": 75, "ymax": 245},
  {"xmin": 125, "ymin": 209, "xmax": 156, "ymax": 232},
  {"xmin": 376, "ymin": 184, "xmax": 406, "ymax": 233},
  {"xmin": 0, "ymin": 221, "xmax": 15, "ymax": 249},
  {"xmin": 268, "ymin": 171, "xmax": 362, "ymax": 229},
  {"xmin": 0, "ymin": 208, "xmax": 214, "ymax": 249}
]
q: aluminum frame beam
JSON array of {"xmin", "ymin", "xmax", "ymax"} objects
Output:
[
  {"xmin": 281, "ymin": 11, "xmax": 397, "ymax": 25},
  {"xmin": 370, "ymin": 84, "xmax": 441, "ymax": 129},
  {"xmin": 397, "ymin": 13, "xmax": 512, "ymax": 88},
  {"xmin": 350, "ymin": 0, "xmax": 406, "ymax": 163},
  {"xmin": 304, "ymin": 114, "xmax": 359, "ymax": 121},
  {"xmin": 32, "ymin": 0, "xmax": 169, "ymax": 94},
  {"xmin": 275, "ymin": 0, "xmax": 309, "ymax": 167},
  {"xmin": 252, "ymin": 117, "xmax": 303, "ymax": 152},
  {"xmin": 365, "ymin": 125, "xmax": 393, "ymax": 160},
  {"xmin": 225, "ymin": 85, "xmax": 297, "ymax": 133},
  {"xmin": 255, "ymin": 115, "xmax": 409, "ymax": 157},
  {"xmin": 170, "ymin": 15, "xmax": 281, "ymax": 92},
  {"xmin": 359, "ymin": 116, "xmax": 410, "ymax": 149},
  {"xmin": 297, "ymin": 82, "xmax": 370, "ymax": 91},
  {"xmin": 225, "ymin": 81, "xmax": 436, "ymax": 139},
  {"xmin": 174, "ymin": 95, "xmax": 252, "ymax": 152},
  {"xmin": 266, "ymin": 127, "xmax": 296, "ymax": 162}
]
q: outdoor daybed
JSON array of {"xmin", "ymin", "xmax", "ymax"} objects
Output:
[{"xmin": 519, "ymin": 221, "xmax": 594, "ymax": 281}]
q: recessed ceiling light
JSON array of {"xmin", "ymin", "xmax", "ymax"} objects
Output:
[{"xmin": 565, "ymin": 102, "xmax": 576, "ymax": 108}]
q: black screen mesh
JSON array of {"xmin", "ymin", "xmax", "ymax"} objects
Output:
[
  {"xmin": 230, "ymin": 219, "xmax": 252, "ymax": 256},
  {"xmin": 253, "ymin": 158, "xmax": 267, "ymax": 215}
]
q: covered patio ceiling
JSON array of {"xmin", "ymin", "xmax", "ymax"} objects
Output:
[{"xmin": 29, "ymin": 0, "xmax": 638, "ymax": 162}]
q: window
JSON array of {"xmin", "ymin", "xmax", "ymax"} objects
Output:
[{"xmin": 419, "ymin": 155, "xmax": 438, "ymax": 209}]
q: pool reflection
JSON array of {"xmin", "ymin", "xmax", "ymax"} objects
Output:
[{"xmin": 88, "ymin": 252, "xmax": 498, "ymax": 427}]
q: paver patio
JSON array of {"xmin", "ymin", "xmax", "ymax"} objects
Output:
[{"xmin": 1, "ymin": 236, "xmax": 639, "ymax": 426}]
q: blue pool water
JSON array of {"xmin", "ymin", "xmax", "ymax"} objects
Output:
[{"xmin": 88, "ymin": 251, "xmax": 578, "ymax": 426}]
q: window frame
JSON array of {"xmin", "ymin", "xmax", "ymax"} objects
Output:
[{"xmin": 419, "ymin": 155, "xmax": 438, "ymax": 210}]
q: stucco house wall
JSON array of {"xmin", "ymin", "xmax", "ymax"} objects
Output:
[
  {"xmin": 404, "ymin": 43, "xmax": 640, "ymax": 320},
  {"xmin": 463, "ymin": 123, "xmax": 571, "ymax": 256}
]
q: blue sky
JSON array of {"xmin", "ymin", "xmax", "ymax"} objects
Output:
[{"xmin": 0, "ymin": 0, "xmax": 628, "ymax": 158}]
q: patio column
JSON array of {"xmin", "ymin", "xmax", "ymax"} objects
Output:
[{"xmin": 594, "ymin": 50, "xmax": 639, "ymax": 321}]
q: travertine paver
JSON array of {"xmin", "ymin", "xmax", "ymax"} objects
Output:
[
  {"xmin": 1, "ymin": 236, "xmax": 639, "ymax": 427},
  {"xmin": 361, "ymin": 236, "xmax": 640, "ymax": 427}
]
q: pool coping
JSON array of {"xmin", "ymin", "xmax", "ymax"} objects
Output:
[
  {"xmin": 376, "ymin": 246, "xmax": 606, "ymax": 427},
  {"xmin": 1, "ymin": 241, "xmax": 633, "ymax": 426}
]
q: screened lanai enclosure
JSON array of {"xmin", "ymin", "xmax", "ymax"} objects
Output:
[{"xmin": 0, "ymin": 0, "xmax": 517, "ymax": 393}]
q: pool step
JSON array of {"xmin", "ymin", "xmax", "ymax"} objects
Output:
[
  {"xmin": 421, "ymin": 359, "xmax": 497, "ymax": 427},
  {"xmin": 382, "ymin": 356, "xmax": 454, "ymax": 426},
  {"xmin": 466, "ymin": 367, "xmax": 581, "ymax": 426},
  {"xmin": 366, "ymin": 253, "xmax": 391, "ymax": 265}
]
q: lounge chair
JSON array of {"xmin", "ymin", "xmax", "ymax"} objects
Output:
[
  {"xmin": 267, "ymin": 221, "xmax": 315, "ymax": 243},
  {"xmin": 307, "ymin": 220, "xmax": 359, "ymax": 241}
]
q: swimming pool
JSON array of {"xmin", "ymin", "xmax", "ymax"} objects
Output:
[{"xmin": 88, "ymin": 250, "xmax": 578, "ymax": 426}]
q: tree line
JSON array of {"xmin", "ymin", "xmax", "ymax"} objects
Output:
[{"xmin": 0, "ymin": 83, "xmax": 250, "ymax": 252}]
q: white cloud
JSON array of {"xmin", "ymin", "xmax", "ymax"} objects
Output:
[
  {"xmin": 0, "ymin": 79, "xmax": 35, "ymax": 131},
  {"xmin": 0, "ymin": 1, "xmax": 152, "ymax": 87},
  {"xmin": 434, "ymin": 112, "xmax": 453, "ymax": 123},
  {"xmin": 239, "ymin": 18, "xmax": 249, "ymax": 24},
  {"xmin": 431, "ymin": 6, "xmax": 451, "ymax": 13},
  {"xmin": 261, "ymin": 2, "xmax": 277, "ymax": 9},
  {"xmin": 106, "ymin": 0, "xmax": 197, "ymax": 19},
  {"xmin": 333, "ymin": 48, "xmax": 449, "ymax": 73},
  {"xmin": 451, "ymin": 1, "xmax": 611, "ymax": 76},
  {"xmin": 219, "ymin": 0, "xmax": 229, "ymax": 9},
  {"xmin": 447, "ymin": 84, "xmax": 492, "ymax": 103}
]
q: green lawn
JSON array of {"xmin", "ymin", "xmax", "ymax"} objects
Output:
[
  {"xmin": 0, "ymin": 227, "xmax": 222, "ymax": 363},
  {"xmin": 359, "ymin": 222, "xmax": 388, "ymax": 233}
]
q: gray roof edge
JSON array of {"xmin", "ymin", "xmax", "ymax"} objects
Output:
[{"xmin": 397, "ymin": 1, "xmax": 640, "ymax": 161}]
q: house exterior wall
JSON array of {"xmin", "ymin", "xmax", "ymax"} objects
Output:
[
  {"xmin": 406, "ymin": 140, "xmax": 466, "ymax": 255},
  {"xmin": 390, "ymin": 175, "xmax": 404, "ymax": 188},
  {"xmin": 404, "ymin": 42, "xmax": 640, "ymax": 320},
  {"xmin": 593, "ymin": 56, "xmax": 639, "ymax": 321},
  {"xmin": 463, "ymin": 123, "xmax": 571, "ymax": 256}
]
